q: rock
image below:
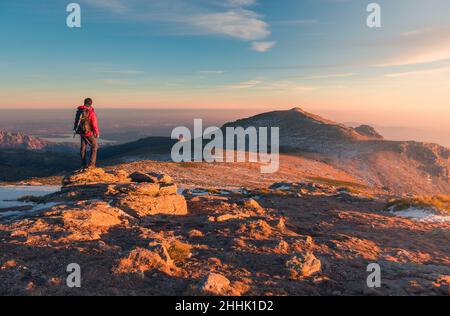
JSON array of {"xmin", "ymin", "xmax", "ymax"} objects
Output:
[
  {"xmin": 113, "ymin": 178, "xmax": 187, "ymax": 217},
  {"xmin": 113, "ymin": 244, "xmax": 177, "ymax": 275},
  {"xmin": 248, "ymin": 220, "xmax": 273, "ymax": 239},
  {"xmin": 276, "ymin": 217, "xmax": 286, "ymax": 231},
  {"xmin": 129, "ymin": 172, "xmax": 174, "ymax": 184},
  {"xmin": 117, "ymin": 183, "xmax": 162, "ymax": 196},
  {"xmin": 242, "ymin": 198, "xmax": 263, "ymax": 211},
  {"xmin": 115, "ymin": 194, "xmax": 187, "ymax": 217},
  {"xmin": 275, "ymin": 240, "xmax": 290, "ymax": 254},
  {"xmin": 129, "ymin": 172, "xmax": 156, "ymax": 183},
  {"xmin": 213, "ymin": 213, "xmax": 250, "ymax": 222},
  {"xmin": 286, "ymin": 252, "xmax": 321, "ymax": 278},
  {"xmin": 61, "ymin": 202, "xmax": 125, "ymax": 240},
  {"xmin": 198, "ymin": 273, "xmax": 232, "ymax": 296},
  {"xmin": 54, "ymin": 183, "xmax": 117, "ymax": 202},
  {"xmin": 63, "ymin": 168, "xmax": 130, "ymax": 187},
  {"xmin": 167, "ymin": 240, "xmax": 192, "ymax": 262},
  {"xmin": 188, "ymin": 229, "xmax": 204, "ymax": 238}
]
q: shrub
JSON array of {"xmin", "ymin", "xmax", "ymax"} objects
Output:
[{"xmin": 386, "ymin": 195, "xmax": 450, "ymax": 214}]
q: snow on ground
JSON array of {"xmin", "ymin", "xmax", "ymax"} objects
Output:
[
  {"xmin": 391, "ymin": 207, "xmax": 450, "ymax": 223},
  {"xmin": 0, "ymin": 185, "xmax": 60, "ymax": 219}
]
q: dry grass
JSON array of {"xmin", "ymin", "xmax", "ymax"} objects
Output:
[
  {"xmin": 306, "ymin": 176, "xmax": 368, "ymax": 190},
  {"xmin": 167, "ymin": 241, "xmax": 192, "ymax": 262},
  {"xmin": 386, "ymin": 195, "xmax": 450, "ymax": 214},
  {"xmin": 178, "ymin": 162, "xmax": 202, "ymax": 169}
]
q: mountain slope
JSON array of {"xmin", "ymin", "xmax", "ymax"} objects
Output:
[
  {"xmin": 222, "ymin": 108, "xmax": 450, "ymax": 194},
  {"xmin": 0, "ymin": 167, "xmax": 448, "ymax": 295},
  {"xmin": 222, "ymin": 107, "xmax": 381, "ymax": 153}
]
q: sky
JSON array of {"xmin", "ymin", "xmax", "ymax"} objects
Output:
[{"xmin": 0, "ymin": 0, "xmax": 449, "ymax": 135}]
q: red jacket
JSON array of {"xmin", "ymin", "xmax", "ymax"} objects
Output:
[{"xmin": 75, "ymin": 105, "xmax": 100, "ymax": 137}]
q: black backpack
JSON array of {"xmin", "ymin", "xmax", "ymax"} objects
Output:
[{"xmin": 74, "ymin": 108, "xmax": 93, "ymax": 135}]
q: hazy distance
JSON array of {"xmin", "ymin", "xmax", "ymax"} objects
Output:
[{"xmin": 0, "ymin": 108, "xmax": 448, "ymax": 147}]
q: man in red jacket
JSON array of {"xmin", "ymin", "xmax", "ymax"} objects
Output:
[{"xmin": 74, "ymin": 98, "xmax": 100, "ymax": 169}]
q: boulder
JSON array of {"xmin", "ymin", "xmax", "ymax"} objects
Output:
[
  {"xmin": 286, "ymin": 252, "xmax": 321, "ymax": 278},
  {"xmin": 198, "ymin": 273, "xmax": 232, "ymax": 296},
  {"xmin": 59, "ymin": 168, "xmax": 188, "ymax": 217},
  {"xmin": 113, "ymin": 244, "xmax": 177, "ymax": 275},
  {"xmin": 114, "ymin": 179, "xmax": 187, "ymax": 217},
  {"xmin": 115, "ymin": 194, "xmax": 187, "ymax": 217},
  {"xmin": 129, "ymin": 172, "xmax": 173, "ymax": 184},
  {"xmin": 242, "ymin": 198, "xmax": 263, "ymax": 211}
]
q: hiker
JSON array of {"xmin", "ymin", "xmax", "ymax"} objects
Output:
[{"xmin": 74, "ymin": 98, "xmax": 100, "ymax": 169}]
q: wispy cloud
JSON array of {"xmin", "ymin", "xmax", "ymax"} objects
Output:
[
  {"xmin": 189, "ymin": 10, "xmax": 269, "ymax": 41},
  {"xmin": 297, "ymin": 72, "xmax": 358, "ymax": 80},
  {"xmin": 224, "ymin": 80, "xmax": 262, "ymax": 89},
  {"xmin": 374, "ymin": 27, "xmax": 450, "ymax": 67},
  {"xmin": 198, "ymin": 70, "xmax": 225, "ymax": 75},
  {"xmin": 223, "ymin": 79, "xmax": 316, "ymax": 93},
  {"xmin": 251, "ymin": 41, "xmax": 276, "ymax": 52},
  {"xmin": 384, "ymin": 66, "xmax": 450, "ymax": 78},
  {"xmin": 226, "ymin": 0, "xmax": 258, "ymax": 7},
  {"xmin": 100, "ymin": 69, "xmax": 144, "ymax": 75},
  {"xmin": 100, "ymin": 79, "xmax": 131, "ymax": 86},
  {"xmin": 82, "ymin": 0, "xmax": 274, "ymax": 51}
]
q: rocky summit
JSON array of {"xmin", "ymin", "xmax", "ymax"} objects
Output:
[
  {"xmin": 58, "ymin": 168, "xmax": 188, "ymax": 217},
  {"xmin": 0, "ymin": 166, "xmax": 449, "ymax": 296}
]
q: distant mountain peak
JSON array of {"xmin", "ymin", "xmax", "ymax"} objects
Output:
[
  {"xmin": 222, "ymin": 107, "xmax": 367, "ymax": 150},
  {"xmin": 0, "ymin": 130, "xmax": 48, "ymax": 150}
]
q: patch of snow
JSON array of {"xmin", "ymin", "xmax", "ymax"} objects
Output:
[
  {"xmin": 0, "ymin": 185, "xmax": 61, "ymax": 220},
  {"xmin": 190, "ymin": 189, "xmax": 209, "ymax": 196},
  {"xmin": 0, "ymin": 202, "xmax": 60, "ymax": 219},
  {"xmin": 275, "ymin": 185, "xmax": 292, "ymax": 191},
  {"xmin": 0, "ymin": 186, "xmax": 60, "ymax": 208},
  {"xmin": 390, "ymin": 207, "xmax": 450, "ymax": 223}
]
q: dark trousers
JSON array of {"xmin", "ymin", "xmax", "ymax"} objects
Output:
[{"xmin": 80, "ymin": 136, "xmax": 98, "ymax": 168}]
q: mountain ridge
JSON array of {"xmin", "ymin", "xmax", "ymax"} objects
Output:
[{"xmin": 0, "ymin": 108, "xmax": 449, "ymax": 194}]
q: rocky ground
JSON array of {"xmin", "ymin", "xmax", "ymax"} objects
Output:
[{"xmin": 0, "ymin": 166, "xmax": 449, "ymax": 296}]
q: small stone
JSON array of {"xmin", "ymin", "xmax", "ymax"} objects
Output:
[
  {"xmin": 275, "ymin": 240, "xmax": 290, "ymax": 254},
  {"xmin": 129, "ymin": 172, "xmax": 155, "ymax": 183},
  {"xmin": 188, "ymin": 229, "xmax": 204, "ymax": 238},
  {"xmin": 113, "ymin": 244, "xmax": 177, "ymax": 275},
  {"xmin": 242, "ymin": 198, "xmax": 263, "ymax": 211},
  {"xmin": 276, "ymin": 217, "xmax": 286, "ymax": 231},
  {"xmin": 199, "ymin": 273, "xmax": 231, "ymax": 296},
  {"xmin": 286, "ymin": 252, "xmax": 321, "ymax": 278},
  {"xmin": 147, "ymin": 172, "xmax": 174, "ymax": 184}
]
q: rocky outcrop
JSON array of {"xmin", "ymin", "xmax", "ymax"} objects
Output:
[
  {"xmin": 113, "ymin": 182, "xmax": 187, "ymax": 217},
  {"xmin": 52, "ymin": 168, "xmax": 188, "ymax": 217},
  {"xmin": 0, "ymin": 172, "xmax": 449, "ymax": 296}
]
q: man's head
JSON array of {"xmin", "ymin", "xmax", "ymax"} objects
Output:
[{"xmin": 84, "ymin": 98, "xmax": 93, "ymax": 106}]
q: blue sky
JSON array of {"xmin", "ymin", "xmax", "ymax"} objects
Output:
[{"xmin": 1, "ymin": 0, "xmax": 450, "ymax": 131}]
